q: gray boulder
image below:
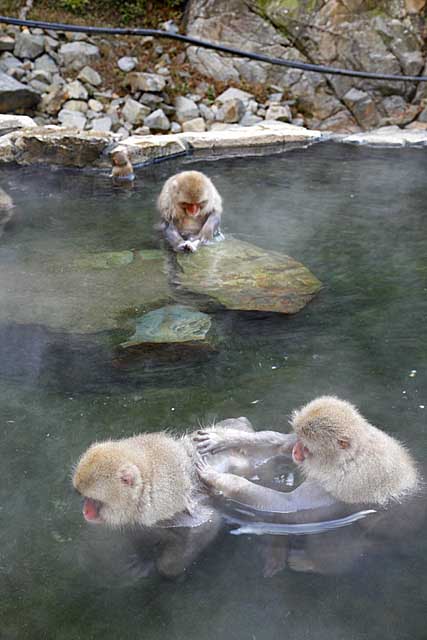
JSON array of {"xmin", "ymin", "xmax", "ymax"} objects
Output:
[
  {"xmin": 124, "ymin": 71, "xmax": 166, "ymax": 92},
  {"xmin": 34, "ymin": 54, "xmax": 58, "ymax": 74},
  {"xmin": 265, "ymin": 103, "xmax": 292, "ymax": 123},
  {"xmin": 58, "ymin": 109, "xmax": 87, "ymax": 129},
  {"xmin": 118, "ymin": 56, "xmax": 138, "ymax": 72},
  {"xmin": 0, "ymin": 71, "xmax": 40, "ymax": 112},
  {"xmin": 14, "ymin": 32, "xmax": 45, "ymax": 60},
  {"xmin": 144, "ymin": 108, "xmax": 170, "ymax": 132},
  {"xmin": 175, "ymin": 95, "xmax": 199, "ymax": 122},
  {"xmin": 122, "ymin": 97, "xmax": 150, "ymax": 125},
  {"xmin": 77, "ymin": 66, "xmax": 102, "ymax": 87},
  {"xmin": 59, "ymin": 42, "xmax": 100, "ymax": 71}
]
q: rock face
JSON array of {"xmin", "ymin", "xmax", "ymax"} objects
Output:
[
  {"xmin": 185, "ymin": 0, "xmax": 427, "ymax": 131},
  {"xmin": 175, "ymin": 238, "xmax": 321, "ymax": 314},
  {"xmin": 0, "ymin": 71, "xmax": 40, "ymax": 112},
  {"xmin": 120, "ymin": 304, "xmax": 212, "ymax": 349},
  {"xmin": 13, "ymin": 126, "xmax": 116, "ymax": 167}
]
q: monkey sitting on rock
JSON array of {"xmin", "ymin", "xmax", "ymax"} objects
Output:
[
  {"xmin": 195, "ymin": 396, "xmax": 423, "ymax": 575},
  {"xmin": 73, "ymin": 418, "xmax": 296, "ymax": 579},
  {"xmin": 157, "ymin": 170, "xmax": 223, "ymax": 253}
]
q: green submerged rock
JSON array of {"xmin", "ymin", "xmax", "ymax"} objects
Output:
[
  {"xmin": 120, "ymin": 304, "xmax": 212, "ymax": 348},
  {"xmin": 175, "ymin": 238, "xmax": 321, "ymax": 314},
  {"xmin": 0, "ymin": 249, "xmax": 173, "ymax": 334}
]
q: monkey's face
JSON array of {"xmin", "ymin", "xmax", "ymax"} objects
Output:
[
  {"xmin": 73, "ymin": 447, "xmax": 143, "ymax": 528},
  {"xmin": 291, "ymin": 401, "xmax": 352, "ymax": 470},
  {"xmin": 174, "ymin": 172, "xmax": 210, "ymax": 217}
]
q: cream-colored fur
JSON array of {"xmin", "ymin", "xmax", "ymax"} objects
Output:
[
  {"xmin": 157, "ymin": 170, "xmax": 222, "ymax": 224},
  {"xmin": 73, "ymin": 433, "xmax": 194, "ymax": 527},
  {"xmin": 291, "ymin": 396, "xmax": 420, "ymax": 505}
]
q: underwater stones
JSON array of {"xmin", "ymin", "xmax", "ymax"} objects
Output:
[
  {"xmin": 120, "ymin": 304, "xmax": 212, "ymax": 349},
  {"xmin": 175, "ymin": 238, "xmax": 321, "ymax": 314},
  {"xmin": 0, "ymin": 249, "xmax": 172, "ymax": 333}
]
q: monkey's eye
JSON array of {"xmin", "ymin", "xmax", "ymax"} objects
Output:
[{"xmin": 337, "ymin": 438, "xmax": 350, "ymax": 449}]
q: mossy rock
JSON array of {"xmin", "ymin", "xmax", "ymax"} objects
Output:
[{"xmin": 175, "ymin": 238, "xmax": 321, "ymax": 314}]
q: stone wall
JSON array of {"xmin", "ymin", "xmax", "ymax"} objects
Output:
[{"xmin": 185, "ymin": 0, "xmax": 427, "ymax": 131}]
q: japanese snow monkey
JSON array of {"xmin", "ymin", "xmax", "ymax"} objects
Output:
[
  {"xmin": 157, "ymin": 170, "xmax": 223, "ymax": 252},
  {"xmin": 195, "ymin": 396, "xmax": 422, "ymax": 575},
  {"xmin": 110, "ymin": 148, "xmax": 134, "ymax": 181},
  {"xmin": 72, "ymin": 418, "xmax": 296, "ymax": 579}
]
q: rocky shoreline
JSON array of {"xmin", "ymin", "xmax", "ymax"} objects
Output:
[{"xmin": 2, "ymin": 12, "xmax": 427, "ymax": 169}]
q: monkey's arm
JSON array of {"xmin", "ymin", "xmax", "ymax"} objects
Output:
[
  {"xmin": 198, "ymin": 213, "xmax": 221, "ymax": 243},
  {"xmin": 163, "ymin": 221, "xmax": 197, "ymax": 252},
  {"xmin": 195, "ymin": 429, "xmax": 297, "ymax": 457},
  {"xmin": 197, "ymin": 459, "xmax": 335, "ymax": 514}
]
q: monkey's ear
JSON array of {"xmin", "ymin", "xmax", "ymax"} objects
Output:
[
  {"xmin": 118, "ymin": 463, "xmax": 140, "ymax": 487},
  {"xmin": 337, "ymin": 438, "xmax": 350, "ymax": 449}
]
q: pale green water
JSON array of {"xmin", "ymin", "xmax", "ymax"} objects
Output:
[{"xmin": 0, "ymin": 143, "xmax": 426, "ymax": 640}]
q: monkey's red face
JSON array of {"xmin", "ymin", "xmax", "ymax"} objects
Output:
[
  {"xmin": 183, "ymin": 203, "xmax": 201, "ymax": 216},
  {"xmin": 83, "ymin": 497, "xmax": 103, "ymax": 523},
  {"xmin": 292, "ymin": 440, "xmax": 311, "ymax": 464}
]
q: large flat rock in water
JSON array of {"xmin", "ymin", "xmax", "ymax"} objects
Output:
[
  {"xmin": 0, "ymin": 249, "xmax": 173, "ymax": 334},
  {"xmin": 120, "ymin": 304, "xmax": 212, "ymax": 349},
  {"xmin": 176, "ymin": 238, "xmax": 321, "ymax": 314}
]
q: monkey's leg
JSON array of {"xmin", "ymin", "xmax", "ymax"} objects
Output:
[
  {"xmin": 195, "ymin": 429, "xmax": 297, "ymax": 457},
  {"xmin": 198, "ymin": 213, "xmax": 221, "ymax": 243},
  {"xmin": 262, "ymin": 538, "xmax": 289, "ymax": 577},
  {"xmin": 197, "ymin": 460, "xmax": 334, "ymax": 514},
  {"xmin": 156, "ymin": 518, "xmax": 222, "ymax": 578}
]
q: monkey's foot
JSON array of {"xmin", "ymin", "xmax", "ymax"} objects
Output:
[
  {"xmin": 195, "ymin": 457, "xmax": 224, "ymax": 493},
  {"xmin": 287, "ymin": 549, "xmax": 316, "ymax": 573},
  {"xmin": 124, "ymin": 554, "xmax": 156, "ymax": 580},
  {"xmin": 194, "ymin": 429, "xmax": 229, "ymax": 455},
  {"xmin": 262, "ymin": 544, "xmax": 288, "ymax": 578}
]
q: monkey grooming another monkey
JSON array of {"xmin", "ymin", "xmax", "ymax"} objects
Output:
[
  {"xmin": 157, "ymin": 170, "xmax": 223, "ymax": 253},
  {"xmin": 73, "ymin": 418, "xmax": 296, "ymax": 579},
  {"xmin": 195, "ymin": 397, "xmax": 422, "ymax": 574}
]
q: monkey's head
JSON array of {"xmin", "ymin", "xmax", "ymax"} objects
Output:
[
  {"xmin": 73, "ymin": 441, "xmax": 144, "ymax": 527},
  {"xmin": 290, "ymin": 396, "xmax": 362, "ymax": 470},
  {"xmin": 73, "ymin": 435, "xmax": 194, "ymax": 528},
  {"xmin": 111, "ymin": 149, "xmax": 130, "ymax": 167},
  {"xmin": 171, "ymin": 171, "xmax": 211, "ymax": 217}
]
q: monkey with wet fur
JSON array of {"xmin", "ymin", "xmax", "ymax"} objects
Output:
[
  {"xmin": 157, "ymin": 170, "xmax": 222, "ymax": 252},
  {"xmin": 73, "ymin": 418, "xmax": 296, "ymax": 579},
  {"xmin": 195, "ymin": 396, "xmax": 422, "ymax": 575}
]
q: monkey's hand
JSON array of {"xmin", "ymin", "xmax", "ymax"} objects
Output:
[
  {"xmin": 196, "ymin": 457, "xmax": 228, "ymax": 494},
  {"xmin": 194, "ymin": 429, "xmax": 238, "ymax": 455},
  {"xmin": 177, "ymin": 240, "xmax": 199, "ymax": 253}
]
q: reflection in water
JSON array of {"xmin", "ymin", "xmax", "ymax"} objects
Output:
[{"xmin": 0, "ymin": 144, "xmax": 427, "ymax": 640}]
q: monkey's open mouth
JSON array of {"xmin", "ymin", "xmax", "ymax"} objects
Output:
[
  {"xmin": 83, "ymin": 497, "xmax": 103, "ymax": 523},
  {"xmin": 185, "ymin": 204, "xmax": 201, "ymax": 216}
]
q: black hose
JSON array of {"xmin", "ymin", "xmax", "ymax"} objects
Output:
[{"xmin": 1, "ymin": 14, "xmax": 427, "ymax": 83}]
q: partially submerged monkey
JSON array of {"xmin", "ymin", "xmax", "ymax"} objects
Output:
[
  {"xmin": 110, "ymin": 149, "xmax": 135, "ymax": 182},
  {"xmin": 73, "ymin": 418, "xmax": 296, "ymax": 578},
  {"xmin": 157, "ymin": 170, "xmax": 223, "ymax": 253},
  {"xmin": 195, "ymin": 396, "xmax": 422, "ymax": 574}
]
